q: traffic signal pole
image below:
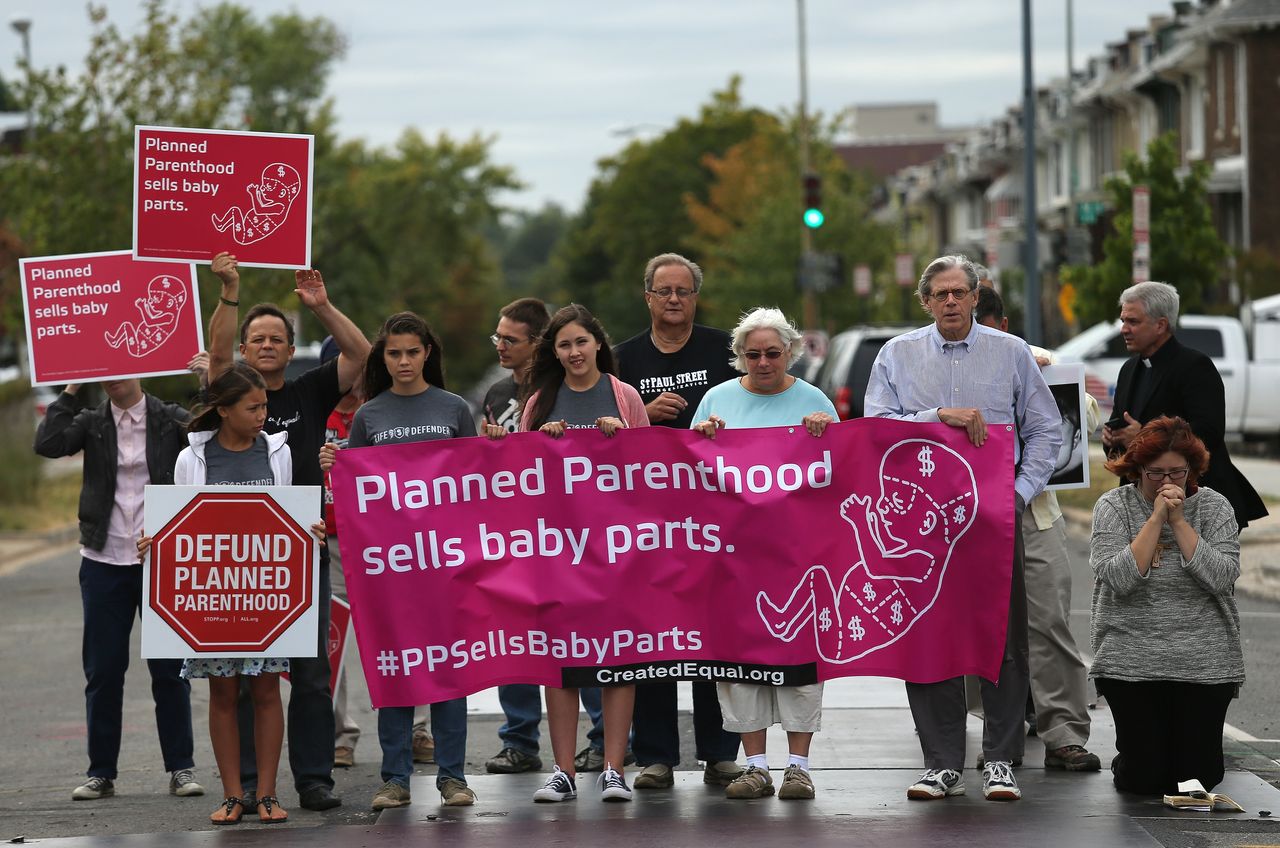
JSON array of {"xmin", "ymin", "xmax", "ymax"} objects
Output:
[{"xmin": 797, "ymin": 0, "xmax": 817, "ymax": 330}]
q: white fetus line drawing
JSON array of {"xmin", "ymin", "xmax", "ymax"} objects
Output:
[
  {"xmin": 755, "ymin": 439, "xmax": 978, "ymax": 664},
  {"xmin": 211, "ymin": 162, "xmax": 301, "ymax": 245},
  {"xmin": 103, "ymin": 274, "xmax": 188, "ymax": 358}
]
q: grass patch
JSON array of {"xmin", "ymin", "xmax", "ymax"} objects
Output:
[
  {"xmin": 1055, "ymin": 459, "xmax": 1116, "ymax": 514},
  {"xmin": 0, "ymin": 471, "xmax": 81, "ymax": 533}
]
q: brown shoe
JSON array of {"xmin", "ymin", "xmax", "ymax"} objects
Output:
[
  {"xmin": 725, "ymin": 766, "xmax": 774, "ymax": 799},
  {"xmin": 777, "ymin": 765, "xmax": 815, "ymax": 800},
  {"xmin": 1045, "ymin": 745, "xmax": 1101, "ymax": 771},
  {"xmin": 412, "ymin": 729, "xmax": 435, "ymax": 764},
  {"xmin": 439, "ymin": 778, "xmax": 476, "ymax": 807},
  {"xmin": 334, "ymin": 745, "xmax": 355, "ymax": 768}
]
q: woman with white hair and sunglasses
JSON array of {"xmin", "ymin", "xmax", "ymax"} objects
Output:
[{"xmin": 690, "ymin": 306, "xmax": 837, "ymax": 801}]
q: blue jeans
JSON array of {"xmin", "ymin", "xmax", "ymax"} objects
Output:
[
  {"xmin": 80, "ymin": 558, "xmax": 193, "ymax": 778},
  {"xmin": 580, "ymin": 687, "xmax": 604, "ymax": 751},
  {"xmin": 498, "ymin": 685, "xmax": 605, "ymax": 753},
  {"xmin": 379, "ymin": 699, "xmax": 467, "ymax": 788},
  {"xmin": 239, "ymin": 551, "xmax": 335, "ymax": 793},
  {"xmin": 633, "ymin": 681, "xmax": 739, "ymax": 766}
]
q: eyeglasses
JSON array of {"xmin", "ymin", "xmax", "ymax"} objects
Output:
[
  {"xmin": 490, "ymin": 334, "xmax": 528, "ymax": 348},
  {"xmin": 744, "ymin": 349, "xmax": 785, "ymax": 361},
  {"xmin": 1142, "ymin": 467, "xmax": 1189, "ymax": 482},
  {"xmin": 926, "ymin": 287, "xmax": 974, "ymax": 303},
  {"xmin": 647, "ymin": 287, "xmax": 697, "ymax": 299}
]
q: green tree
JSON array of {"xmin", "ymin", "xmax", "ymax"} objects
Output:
[
  {"xmin": 1, "ymin": 0, "xmax": 347, "ymax": 334},
  {"xmin": 488, "ymin": 203, "xmax": 571, "ymax": 298},
  {"xmin": 541, "ymin": 78, "xmax": 772, "ymax": 339},
  {"xmin": 684, "ymin": 112, "xmax": 896, "ymax": 332},
  {"xmin": 1, "ymin": 1, "xmax": 518, "ymax": 390},
  {"xmin": 1065, "ymin": 132, "xmax": 1228, "ymax": 325},
  {"xmin": 309, "ymin": 129, "xmax": 519, "ymax": 387}
]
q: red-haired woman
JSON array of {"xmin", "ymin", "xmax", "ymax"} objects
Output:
[{"xmin": 1090, "ymin": 415, "xmax": 1243, "ymax": 794}]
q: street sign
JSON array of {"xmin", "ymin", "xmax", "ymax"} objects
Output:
[
  {"xmin": 1132, "ymin": 185, "xmax": 1150, "ymax": 283},
  {"xmin": 143, "ymin": 487, "xmax": 320, "ymax": 657},
  {"xmin": 853, "ymin": 264, "xmax": 871, "ymax": 296},
  {"xmin": 799, "ymin": 251, "xmax": 841, "ymax": 293},
  {"xmin": 895, "ymin": 254, "xmax": 914, "ymax": 288},
  {"xmin": 1076, "ymin": 200, "xmax": 1105, "ymax": 225}
]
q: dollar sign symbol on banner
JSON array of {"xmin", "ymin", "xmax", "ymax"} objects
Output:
[
  {"xmin": 863, "ymin": 582, "xmax": 876, "ymax": 603},
  {"xmin": 890, "ymin": 600, "xmax": 904, "ymax": 626},
  {"xmin": 849, "ymin": 616, "xmax": 866, "ymax": 640},
  {"xmin": 818, "ymin": 607, "xmax": 832, "ymax": 632},
  {"xmin": 917, "ymin": 445, "xmax": 935, "ymax": 477}
]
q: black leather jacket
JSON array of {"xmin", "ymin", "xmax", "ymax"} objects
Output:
[{"xmin": 34, "ymin": 392, "xmax": 190, "ymax": 553}]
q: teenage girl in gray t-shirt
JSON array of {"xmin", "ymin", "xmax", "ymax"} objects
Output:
[
  {"xmin": 489, "ymin": 304, "xmax": 648, "ymax": 804},
  {"xmin": 319, "ymin": 312, "xmax": 477, "ymax": 810}
]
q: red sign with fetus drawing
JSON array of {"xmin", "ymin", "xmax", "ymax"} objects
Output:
[
  {"xmin": 20, "ymin": 250, "xmax": 203, "ymax": 386},
  {"xmin": 133, "ymin": 125, "xmax": 314, "ymax": 269}
]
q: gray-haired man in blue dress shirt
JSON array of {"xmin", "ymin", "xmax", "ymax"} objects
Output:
[{"xmin": 864, "ymin": 254, "xmax": 1061, "ymax": 803}]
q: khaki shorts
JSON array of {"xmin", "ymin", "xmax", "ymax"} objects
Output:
[{"xmin": 717, "ymin": 682, "xmax": 824, "ymax": 733}]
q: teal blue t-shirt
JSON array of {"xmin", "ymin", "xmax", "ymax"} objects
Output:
[{"xmin": 690, "ymin": 376, "xmax": 836, "ymax": 430}]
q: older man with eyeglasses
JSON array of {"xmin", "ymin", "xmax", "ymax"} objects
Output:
[
  {"xmin": 613, "ymin": 253, "xmax": 744, "ymax": 790},
  {"xmin": 865, "ymin": 254, "xmax": 1060, "ymax": 803}
]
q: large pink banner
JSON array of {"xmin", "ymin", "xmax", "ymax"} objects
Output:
[{"xmin": 330, "ymin": 419, "xmax": 1016, "ymax": 707}]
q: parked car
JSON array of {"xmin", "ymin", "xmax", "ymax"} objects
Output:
[
  {"xmin": 813, "ymin": 324, "xmax": 918, "ymax": 420},
  {"xmin": 788, "ymin": 330, "xmax": 829, "ymax": 384},
  {"xmin": 1056, "ymin": 292, "xmax": 1280, "ymax": 442}
]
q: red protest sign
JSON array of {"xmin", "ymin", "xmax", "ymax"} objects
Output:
[
  {"xmin": 20, "ymin": 250, "xmax": 203, "ymax": 386},
  {"xmin": 133, "ymin": 125, "xmax": 314, "ymax": 269},
  {"xmin": 147, "ymin": 490, "xmax": 316, "ymax": 654},
  {"xmin": 283, "ymin": 596, "xmax": 351, "ymax": 697}
]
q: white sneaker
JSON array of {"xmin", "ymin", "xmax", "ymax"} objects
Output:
[
  {"xmin": 982, "ymin": 760, "xmax": 1021, "ymax": 801},
  {"xmin": 598, "ymin": 764, "xmax": 632, "ymax": 802},
  {"xmin": 906, "ymin": 768, "xmax": 965, "ymax": 800},
  {"xmin": 533, "ymin": 767, "xmax": 577, "ymax": 803}
]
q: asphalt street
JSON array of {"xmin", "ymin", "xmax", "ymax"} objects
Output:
[{"xmin": 2, "ymin": 508, "xmax": 1278, "ymax": 843}]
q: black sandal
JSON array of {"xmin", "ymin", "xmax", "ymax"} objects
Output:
[
  {"xmin": 211, "ymin": 796, "xmax": 245, "ymax": 825},
  {"xmin": 257, "ymin": 795, "xmax": 289, "ymax": 824}
]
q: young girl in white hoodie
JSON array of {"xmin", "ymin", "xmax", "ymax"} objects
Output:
[{"xmin": 143, "ymin": 362, "xmax": 309, "ymax": 825}]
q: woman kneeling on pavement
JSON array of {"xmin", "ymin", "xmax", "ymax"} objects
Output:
[
  {"xmin": 1090, "ymin": 415, "xmax": 1244, "ymax": 794},
  {"xmin": 690, "ymin": 306, "xmax": 837, "ymax": 801}
]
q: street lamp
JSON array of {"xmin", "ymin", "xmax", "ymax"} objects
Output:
[
  {"xmin": 9, "ymin": 16, "xmax": 30, "ymax": 63},
  {"xmin": 10, "ymin": 16, "xmax": 33, "ymax": 143}
]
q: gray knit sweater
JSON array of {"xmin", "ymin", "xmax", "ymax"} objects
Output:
[{"xmin": 1089, "ymin": 484, "xmax": 1244, "ymax": 684}]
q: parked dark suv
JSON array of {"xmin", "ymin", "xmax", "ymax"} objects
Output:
[{"xmin": 813, "ymin": 325, "xmax": 917, "ymax": 420}]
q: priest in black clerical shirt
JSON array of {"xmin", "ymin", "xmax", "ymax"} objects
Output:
[{"xmin": 1102, "ymin": 281, "xmax": 1266, "ymax": 529}]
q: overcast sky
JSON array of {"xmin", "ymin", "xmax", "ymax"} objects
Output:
[{"xmin": 7, "ymin": 0, "xmax": 1177, "ymax": 211}]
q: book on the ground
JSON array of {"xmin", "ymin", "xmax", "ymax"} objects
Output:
[{"xmin": 1162, "ymin": 779, "xmax": 1245, "ymax": 812}]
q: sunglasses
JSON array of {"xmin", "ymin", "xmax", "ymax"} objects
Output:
[{"xmin": 744, "ymin": 349, "xmax": 785, "ymax": 361}]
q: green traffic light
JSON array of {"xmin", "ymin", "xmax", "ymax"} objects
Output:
[{"xmin": 804, "ymin": 208, "xmax": 825, "ymax": 228}]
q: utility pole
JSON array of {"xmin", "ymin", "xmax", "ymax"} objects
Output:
[
  {"xmin": 1021, "ymin": 0, "xmax": 1042, "ymax": 346},
  {"xmin": 797, "ymin": 0, "xmax": 817, "ymax": 330},
  {"xmin": 10, "ymin": 16, "xmax": 32, "ymax": 143}
]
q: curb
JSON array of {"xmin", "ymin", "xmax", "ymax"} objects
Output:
[{"xmin": 0, "ymin": 522, "xmax": 80, "ymax": 576}]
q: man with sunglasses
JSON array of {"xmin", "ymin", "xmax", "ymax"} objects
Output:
[
  {"xmin": 613, "ymin": 253, "xmax": 743, "ymax": 790},
  {"xmin": 1103, "ymin": 281, "xmax": 1266, "ymax": 530},
  {"xmin": 866, "ymin": 254, "xmax": 1060, "ymax": 803}
]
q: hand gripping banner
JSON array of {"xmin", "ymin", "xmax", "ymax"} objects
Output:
[{"xmin": 330, "ymin": 419, "xmax": 1016, "ymax": 707}]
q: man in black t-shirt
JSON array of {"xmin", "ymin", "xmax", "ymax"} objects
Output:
[
  {"xmin": 613, "ymin": 252, "xmax": 742, "ymax": 788},
  {"xmin": 481, "ymin": 298, "xmax": 550, "ymax": 434},
  {"xmin": 479, "ymin": 299, "xmax": 564, "ymax": 775},
  {"xmin": 207, "ymin": 253, "xmax": 370, "ymax": 812}
]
